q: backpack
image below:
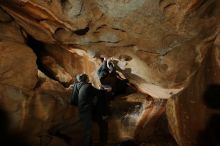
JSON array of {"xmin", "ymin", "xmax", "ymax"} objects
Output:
[{"xmin": 70, "ymin": 83, "xmax": 84, "ymax": 106}]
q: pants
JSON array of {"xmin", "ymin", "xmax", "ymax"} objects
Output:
[
  {"xmin": 80, "ymin": 112, "xmax": 108, "ymax": 145},
  {"xmin": 93, "ymin": 95, "xmax": 109, "ymax": 144},
  {"xmin": 94, "ymin": 115, "xmax": 108, "ymax": 144},
  {"xmin": 79, "ymin": 111, "xmax": 92, "ymax": 146}
]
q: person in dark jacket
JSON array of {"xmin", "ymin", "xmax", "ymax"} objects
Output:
[
  {"xmin": 70, "ymin": 73, "xmax": 111, "ymax": 146},
  {"xmin": 97, "ymin": 57, "xmax": 128, "ymax": 97}
]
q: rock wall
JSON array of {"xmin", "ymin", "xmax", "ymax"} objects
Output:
[
  {"xmin": 166, "ymin": 31, "xmax": 220, "ymax": 146},
  {"xmin": 0, "ymin": 0, "xmax": 220, "ymax": 146}
]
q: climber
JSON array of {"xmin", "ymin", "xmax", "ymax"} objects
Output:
[
  {"xmin": 68, "ymin": 73, "xmax": 111, "ymax": 146},
  {"xmin": 97, "ymin": 57, "xmax": 129, "ymax": 97}
]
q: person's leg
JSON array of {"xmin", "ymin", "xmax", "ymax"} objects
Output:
[
  {"xmin": 80, "ymin": 111, "xmax": 93, "ymax": 146},
  {"xmin": 96, "ymin": 116, "xmax": 108, "ymax": 144}
]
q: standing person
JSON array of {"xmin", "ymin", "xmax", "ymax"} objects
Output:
[{"xmin": 68, "ymin": 73, "xmax": 111, "ymax": 146}]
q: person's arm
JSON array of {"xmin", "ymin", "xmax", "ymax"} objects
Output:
[
  {"xmin": 91, "ymin": 85, "xmax": 112, "ymax": 97},
  {"xmin": 97, "ymin": 59, "xmax": 108, "ymax": 77},
  {"xmin": 107, "ymin": 58, "xmax": 112, "ymax": 68},
  {"xmin": 66, "ymin": 84, "xmax": 74, "ymax": 91},
  {"xmin": 99, "ymin": 60, "xmax": 107, "ymax": 70}
]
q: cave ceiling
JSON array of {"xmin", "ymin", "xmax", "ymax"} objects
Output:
[{"xmin": 0, "ymin": 0, "xmax": 219, "ymax": 98}]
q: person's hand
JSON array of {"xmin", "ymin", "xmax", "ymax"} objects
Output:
[
  {"xmin": 66, "ymin": 84, "xmax": 74, "ymax": 91},
  {"xmin": 99, "ymin": 85, "xmax": 104, "ymax": 90},
  {"xmin": 105, "ymin": 87, "xmax": 112, "ymax": 92},
  {"xmin": 107, "ymin": 58, "xmax": 112, "ymax": 63}
]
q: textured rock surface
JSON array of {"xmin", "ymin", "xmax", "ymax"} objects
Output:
[
  {"xmin": 166, "ymin": 31, "xmax": 220, "ymax": 146},
  {"xmin": 1, "ymin": 0, "xmax": 219, "ymax": 98},
  {"xmin": 0, "ymin": 0, "xmax": 220, "ymax": 146},
  {"xmin": 41, "ymin": 56, "xmax": 72, "ymax": 84}
]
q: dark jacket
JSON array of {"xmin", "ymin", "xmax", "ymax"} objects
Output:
[
  {"xmin": 78, "ymin": 83, "xmax": 105, "ymax": 113},
  {"xmin": 97, "ymin": 60, "xmax": 117, "ymax": 86},
  {"xmin": 70, "ymin": 82, "xmax": 86, "ymax": 106},
  {"xmin": 97, "ymin": 60, "xmax": 109, "ymax": 79}
]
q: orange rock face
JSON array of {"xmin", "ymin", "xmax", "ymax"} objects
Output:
[{"xmin": 0, "ymin": 0, "xmax": 220, "ymax": 146}]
